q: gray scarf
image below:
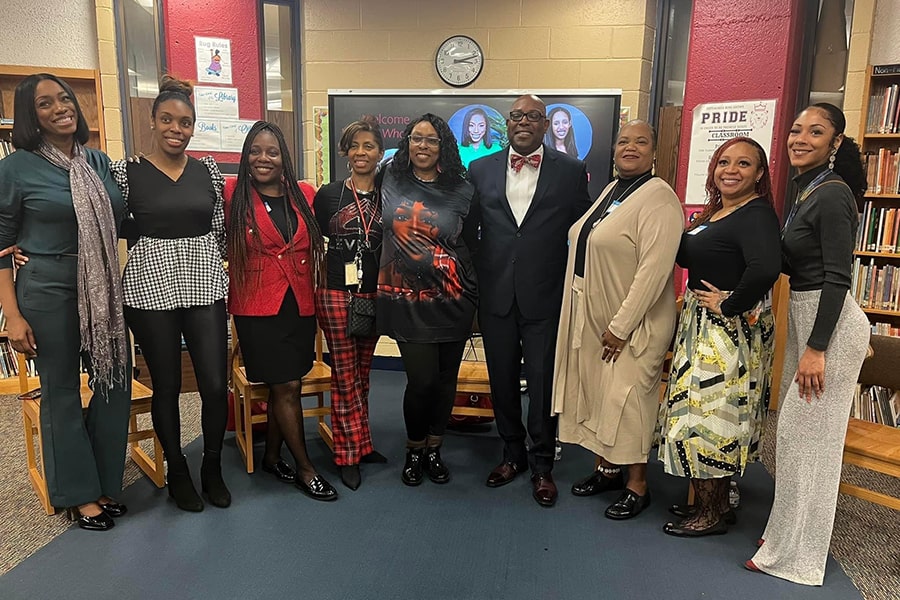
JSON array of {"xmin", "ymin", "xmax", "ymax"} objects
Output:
[{"xmin": 37, "ymin": 141, "xmax": 127, "ymax": 389}]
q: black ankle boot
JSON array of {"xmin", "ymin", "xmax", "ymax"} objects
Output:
[
  {"xmin": 401, "ymin": 447, "xmax": 425, "ymax": 486},
  {"xmin": 167, "ymin": 456, "xmax": 204, "ymax": 512},
  {"xmin": 425, "ymin": 446, "xmax": 450, "ymax": 484},
  {"xmin": 201, "ymin": 451, "xmax": 232, "ymax": 508}
]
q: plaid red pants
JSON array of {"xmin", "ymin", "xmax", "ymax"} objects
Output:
[{"xmin": 315, "ymin": 289, "xmax": 379, "ymax": 466}]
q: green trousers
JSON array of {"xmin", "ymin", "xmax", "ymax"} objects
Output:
[{"xmin": 17, "ymin": 255, "xmax": 131, "ymax": 507}]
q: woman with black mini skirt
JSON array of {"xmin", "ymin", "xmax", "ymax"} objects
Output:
[{"xmin": 226, "ymin": 120, "xmax": 337, "ymax": 502}]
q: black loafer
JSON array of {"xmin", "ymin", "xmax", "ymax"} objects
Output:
[
  {"xmin": 605, "ymin": 489, "xmax": 651, "ymax": 520},
  {"xmin": 296, "ymin": 475, "xmax": 338, "ymax": 501},
  {"xmin": 262, "ymin": 460, "xmax": 297, "ymax": 484},
  {"xmin": 424, "ymin": 447, "xmax": 450, "ymax": 484},
  {"xmin": 401, "ymin": 448, "xmax": 425, "ymax": 486},
  {"xmin": 663, "ymin": 517, "xmax": 728, "ymax": 537},
  {"xmin": 571, "ymin": 470, "xmax": 624, "ymax": 497},
  {"xmin": 99, "ymin": 500, "xmax": 128, "ymax": 518},
  {"xmin": 669, "ymin": 504, "xmax": 737, "ymax": 525},
  {"xmin": 67, "ymin": 508, "xmax": 115, "ymax": 531}
]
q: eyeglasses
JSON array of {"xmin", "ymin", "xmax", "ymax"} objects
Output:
[
  {"xmin": 509, "ymin": 110, "xmax": 545, "ymax": 123},
  {"xmin": 408, "ymin": 134, "xmax": 441, "ymax": 148}
]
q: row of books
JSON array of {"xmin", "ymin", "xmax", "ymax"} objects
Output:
[
  {"xmin": 871, "ymin": 321, "xmax": 900, "ymax": 337},
  {"xmin": 856, "ymin": 202, "xmax": 900, "ymax": 253},
  {"xmin": 865, "ymin": 82, "xmax": 900, "ymax": 134},
  {"xmin": 863, "ymin": 149, "xmax": 900, "ymax": 196},
  {"xmin": 0, "ymin": 139, "xmax": 12, "ymax": 159},
  {"xmin": 851, "ymin": 259, "xmax": 900, "ymax": 312},
  {"xmin": 0, "ymin": 340, "xmax": 37, "ymax": 378},
  {"xmin": 852, "ymin": 384, "xmax": 899, "ymax": 427}
]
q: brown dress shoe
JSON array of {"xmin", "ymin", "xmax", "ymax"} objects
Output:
[
  {"xmin": 486, "ymin": 461, "xmax": 526, "ymax": 488},
  {"xmin": 531, "ymin": 472, "xmax": 558, "ymax": 507}
]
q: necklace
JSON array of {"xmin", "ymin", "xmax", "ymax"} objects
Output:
[
  {"xmin": 592, "ymin": 173, "xmax": 652, "ymax": 229},
  {"xmin": 412, "ymin": 171, "xmax": 437, "ymax": 183}
]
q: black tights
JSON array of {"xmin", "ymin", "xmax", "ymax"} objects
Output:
[
  {"xmin": 397, "ymin": 340, "xmax": 467, "ymax": 443},
  {"xmin": 686, "ymin": 477, "xmax": 731, "ymax": 528},
  {"xmin": 263, "ymin": 381, "xmax": 318, "ymax": 481},
  {"xmin": 124, "ymin": 300, "xmax": 228, "ymax": 464}
]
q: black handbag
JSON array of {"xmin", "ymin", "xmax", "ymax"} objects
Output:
[{"xmin": 347, "ymin": 294, "xmax": 376, "ymax": 337}]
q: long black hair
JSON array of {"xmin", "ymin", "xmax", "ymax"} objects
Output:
[
  {"xmin": 228, "ymin": 121, "xmax": 325, "ymax": 290},
  {"xmin": 12, "ymin": 73, "xmax": 90, "ymax": 151},
  {"xmin": 544, "ymin": 106, "xmax": 577, "ymax": 157},
  {"xmin": 806, "ymin": 102, "xmax": 867, "ymax": 209},
  {"xmin": 390, "ymin": 113, "xmax": 466, "ymax": 188},
  {"xmin": 461, "ymin": 107, "xmax": 493, "ymax": 149}
]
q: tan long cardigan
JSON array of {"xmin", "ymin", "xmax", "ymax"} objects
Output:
[{"xmin": 552, "ymin": 177, "xmax": 683, "ymax": 464}]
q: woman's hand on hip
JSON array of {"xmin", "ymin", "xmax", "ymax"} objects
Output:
[
  {"xmin": 795, "ymin": 347, "xmax": 825, "ymax": 402},
  {"xmin": 695, "ymin": 279, "xmax": 729, "ymax": 316},
  {"xmin": 601, "ymin": 329, "xmax": 625, "ymax": 363},
  {"xmin": 6, "ymin": 314, "xmax": 37, "ymax": 358},
  {"xmin": 0, "ymin": 245, "xmax": 28, "ymax": 268}
]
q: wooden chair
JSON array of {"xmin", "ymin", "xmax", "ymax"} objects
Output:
[
  {"xmin": 230, "ymin": 324, "xmax": 333, "ymax": 474},
  {"xmin": 452, "ymin": 334, "xmax": 494, "ymax": 421},
  {"xmin": 20, "ymin": 353, "xmax": 164, "ymax": 515},
  {"xmin": 840, "ymin": 334, "xmax": 900, "ymax": 510}
]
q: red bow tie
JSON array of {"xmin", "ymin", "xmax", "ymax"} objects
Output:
[{"xmin": 510, "ymin": 153, "xmax": 541, "ymax": 173}]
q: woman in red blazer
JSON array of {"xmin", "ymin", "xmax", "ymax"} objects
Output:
[{"xmin": 225, "ymin": 121, "xmax": 337, "ymax": 501}]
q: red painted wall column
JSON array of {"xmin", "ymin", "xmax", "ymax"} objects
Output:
[
  {"xmin": 163, "ymin": 0, "xmax": 263, "ymax": 163},
  {"xmin": 675, "ymin": 0, "xmax": 807, "ymax": 218}
]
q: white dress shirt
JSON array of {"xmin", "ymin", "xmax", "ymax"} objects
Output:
[{"xmin": 505, "ymin": 145, "xmax": 544, "ymax": 227}]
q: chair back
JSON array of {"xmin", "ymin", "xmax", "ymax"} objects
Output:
[{"xmin": 858, "ymin": 335, "xmax": 900, "ymax": 390}]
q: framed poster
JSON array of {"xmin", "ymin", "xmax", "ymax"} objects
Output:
[{"xmin": 195, "ymin": 37, "xmax": 232, "ymax": 84}]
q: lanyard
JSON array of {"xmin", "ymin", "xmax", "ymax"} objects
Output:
[
  {"xmin": 783, "ymin": 168, "xmax": 831, "ymax": 235},
  {"xmin": 347, "ymin": 178, "xmax": 379, "ymax": 251}
]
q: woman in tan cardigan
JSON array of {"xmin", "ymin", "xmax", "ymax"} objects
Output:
[{"xmin": 552, "ymin": 120, "xmax": 683, "ymax": 520}]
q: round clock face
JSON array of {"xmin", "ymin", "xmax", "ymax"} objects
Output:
[{"xmin": 435, "ymin": 36, "xmax": 484, "ymax": 87}]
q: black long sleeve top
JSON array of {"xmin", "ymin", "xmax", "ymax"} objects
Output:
[
  {"xmin": 782, "ymin": 163, "xmax": 859, "ymax": 351},
  {"xmin": 679, "ymin": 197, "xmax": 782, "ymax": 317}
]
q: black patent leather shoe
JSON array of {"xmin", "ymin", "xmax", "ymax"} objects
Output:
[
  {"xmin": 669, "ymin": 503, "xmax": 737, "ymax": 525},
  {"xmin": 401, "ymin": 447, "xmax": 425, "ymax": 486},
  {"xmin": 262, "ymin": 460, "xmax": 297, "ymax": 484},
  {"xmin": 99, "ymin": 500, "xmax": 128, "ymax": 518},
  {"xmin": 571, "ymin": 470, "xmax": 624, "ymax": 497},
  {"xmin": 296, "ymin": 474, "xmax": 338, "ymax": 501},
  {"xmin": 341, "ymin": 464, "xmax": 361, "ymax": 490},
  {"xmin": 424, "ymin": 446, "xmax": 450, "ymax": 484},
  {"xmin": 66, "ymin": 507, "xmax": 115, "ymax": 531},
  {"xmin": 605, "ymin": 489, "xmax": 652, "ymax": 520},
  {"xmin": 663, "ymin": 517, "xmax": 728, "ymax": 537}
]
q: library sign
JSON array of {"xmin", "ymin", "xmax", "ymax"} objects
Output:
[{"xmin": 685, "ymin": 99, "xmax": 777, "ymax": 207}]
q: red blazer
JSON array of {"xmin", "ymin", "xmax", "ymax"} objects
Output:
[{"xmin": 224, "ymin": 177, "xmax": 317, "ymax": 317}]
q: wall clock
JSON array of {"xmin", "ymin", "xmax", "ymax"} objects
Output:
[{"xmin": 435, "ymin": 35, "xmax": 484, "ymax": 87}]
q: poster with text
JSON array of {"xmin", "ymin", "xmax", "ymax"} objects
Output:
[
  {"xmin": 220, "ymin": 120, "xmax": 258, "ymax": 152},
  {"xmin": 685, "ymin": 99, "xmax": 777, "ymax": 204},
  {"xmin": 191, "ymin": 119, "xmax": 222, "ymax": 152},
  {"xmin": 195, "ymin": 86, "xmax": 240, "ymax": 120},
  {"xmin": 196, "ymin": 37, "xmax": 232, "ymax": 84}
]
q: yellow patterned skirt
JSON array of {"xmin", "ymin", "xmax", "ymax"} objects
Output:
[{"xmin": 657, "ymin": 290, "xmax": 775, "ymax": 479}]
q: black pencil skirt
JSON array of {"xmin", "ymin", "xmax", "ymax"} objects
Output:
[{"xmin": 233, "ymin": 289, "xmax": 316, "ymax": 384}]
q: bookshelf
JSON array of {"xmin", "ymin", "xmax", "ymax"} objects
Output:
[
  {"xmin": 0, "ymin": 65, "xmax": 107, "ymax": 395},
  {"xmin": 856, "ymin": 64, "xmax": 900, "ymax": 340}
]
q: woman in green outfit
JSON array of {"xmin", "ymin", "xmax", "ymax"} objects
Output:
[{"xmin": 0, "ymin": 74, "xmax": 131, "ymax": 531}]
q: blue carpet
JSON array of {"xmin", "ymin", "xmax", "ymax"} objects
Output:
[{"xmin": 0, "ymin": 370, "xmax": 861, "ymax": 600}]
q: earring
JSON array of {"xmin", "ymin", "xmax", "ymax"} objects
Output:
[
  {"xmin": 828, "ymin": 148, "xmax": 837, "ymax": 170},
  {"xmin": 436, "ymin": 163, "xmax": 443, "ymax": 174},
  {"xmin": 346, "ymin": 160, "xmax": 351, "ymax": 172}
]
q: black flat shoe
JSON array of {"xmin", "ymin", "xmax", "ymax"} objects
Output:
[
  {"xmin": 262, "ymin": 460, "xmax": 297, "ymax": 484},
  {"xmin": 361, "ymin": 450, "xmax": 388, "ymax": 464},
  {"xmin": 663, "ymin": 517, "xmax": 728, "ymax": 537},
  {"xmin": 99, "ymin": 500, "xmax": 128, "ymax": 518},
  {"xmin": 296, "ymin": 475, "xmax": 338, "ymax": 501},
  {"xmin": 341, "ymin": 465, "xmax": 361, "ymax": 490},
  {"xmin": 605, "ymin": 489, "xmax": 651, "ymax": 520},
  {"xmin": 401, "ymin": 448, "xmax": 425, "ymax": 486},
  {"xmin": 424, "ymin": 446, "xmax": 450, "ymax": 484},
  {"xmin": 66, "ymin": 507, "xmax": 115, "ymax": 531},
  {"xmin": 571, "ymin": 470, "xmax": 624, "ymax": 497},
  {"xmin": 669, "ymin": 504, "xmax": 737, "ymax": 525}
]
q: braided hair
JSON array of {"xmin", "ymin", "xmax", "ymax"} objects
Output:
[{"xmin": 227, "ymin": 121, "xmax": 325, "ymax": 291}]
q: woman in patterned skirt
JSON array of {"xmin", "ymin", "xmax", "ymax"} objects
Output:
[
  {"xmin": 112, "ymin": 76, "xmax": 231, "ymax": 512},
  {"xmin": 657, "ymin": 136, "xmax": 781, "ymax": 537},
  {"xmin": 747, "ymin": 103, "xmax": 869, "ymax": 586}
]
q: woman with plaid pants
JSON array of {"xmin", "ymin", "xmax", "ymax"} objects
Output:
[{"xmin": 314, "ymin": 117, "xmax": 387, "ymax": 490}]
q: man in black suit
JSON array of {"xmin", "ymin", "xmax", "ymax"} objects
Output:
[{"xmin": 468, "ymin": 95, "xmax": 591, "ymax": 507}]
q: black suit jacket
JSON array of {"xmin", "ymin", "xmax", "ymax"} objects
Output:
[{"xmin": 468, "ymin": 146, "xmax": 591, "ymax": 320}]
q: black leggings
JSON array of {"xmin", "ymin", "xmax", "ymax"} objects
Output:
[
  {"xmin": 124, "ymin": 300, "xmax": 228, "ymax": 462},
  {"xmin": 397, "ymin": 340, "xmax": 467, "ymax": 442}
]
